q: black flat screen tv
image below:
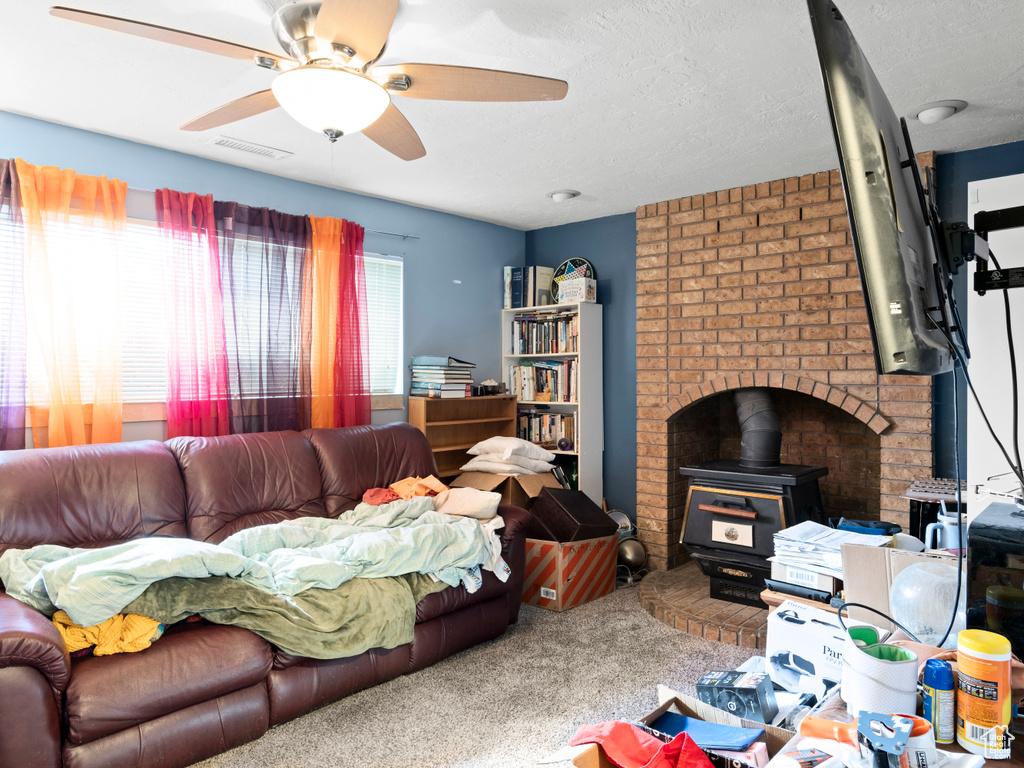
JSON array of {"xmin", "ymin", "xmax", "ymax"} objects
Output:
[{"xmin": 805, "ymin": 0, "xmax": 964, "ymax": 375}]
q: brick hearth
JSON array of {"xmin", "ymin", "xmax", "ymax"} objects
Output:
[{"xmin": 635, "ymin": 159, "xmax": 936, "ymax": 571}]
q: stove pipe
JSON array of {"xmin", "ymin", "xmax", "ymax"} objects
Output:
[{"xmin": 734, "ymin": 388, "xmax": 782, "ymax": 468}]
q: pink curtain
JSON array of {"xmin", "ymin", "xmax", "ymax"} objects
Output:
[
  {"xmin": 155, "ymin": 189, "xmax": 230, "ymax": 438},
  {"xmin": 334, "ymin": 220, "xmax": 370, "ymax": 427}
]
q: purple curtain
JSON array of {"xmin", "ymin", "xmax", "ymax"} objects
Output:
[
  {"xmin": 0, "ymin": 160, "xmax": 26, "ymax": 450},
  {"xmin": 214, "ymin": 202, "xmax": 312, "ymax": 433}
]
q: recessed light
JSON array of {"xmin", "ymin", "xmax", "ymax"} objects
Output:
[
  {"xmin": 548, "ymin": 189, "xmax": 580, "ymax": 203},
  {"xmin": 915, "ymin": 100, "xmax": 967, "ymax": 124}
]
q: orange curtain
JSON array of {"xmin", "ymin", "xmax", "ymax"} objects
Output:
[
  {"xmin": 309, "ymin": 216, "xmax": 343, "ymax": 428},
  {"xmin": 15, "ymin": 158, "xmax": 126, "ymax": 447},
  {"xmin": 307, "ymin": 216, "xmax": 370, "ymax": 428}
]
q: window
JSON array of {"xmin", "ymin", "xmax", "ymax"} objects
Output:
[
  {"xmin": 364, "ymin": 253, "xmax": 403, "ymax": 394},
  {"xmin": 2, "ymin": 198, "xmax": 405, "ymax": 405}
]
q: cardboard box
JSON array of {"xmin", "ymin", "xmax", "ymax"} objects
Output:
[
  {"xmin": 566, "ymin": 691, "xmax": 794, "ymax": 768},
  {"xmin": 769, "ymin": 560, "xmax": 841, "ymax": 595},
  {"xmin": 522, "ymin": 535, "xmax": 616, "ymax": 611},
  {"xmin": 765, "ymin": 599, "xmax": 881, "ymax": 700},
  {"xmin": 840, "ymin": 543, "xmax": 957, "ymax": 631},
  {"xmin": 557, "ymin": 277, "xmax": 597, "ymax": 303},
  {"xmin": 449, "ymin": 470, "xmax": 561, "ymax": 509}
]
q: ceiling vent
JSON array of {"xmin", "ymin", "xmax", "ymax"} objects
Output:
[{"xmin": 209, "ymin": 135, "xmax": 293, "ymax": 160}]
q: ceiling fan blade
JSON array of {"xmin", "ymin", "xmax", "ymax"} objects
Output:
[
  {"xmin": 180, "ymin": 90, "xmax": 280, "ymax": 132},
  {"xmin": 50, "ymin": 6, "xmax": 295, "ymax": 69},
  {"xmin": 360, "ymin": 103, "xmax": 425, "ymax": 161},
  {"xmin": 314, "ymin": 0, "xmax": 399, "ymax": 68},
  {"xmin": 373, "ymin": 63, "xmax": 568, "ymax": 102}
]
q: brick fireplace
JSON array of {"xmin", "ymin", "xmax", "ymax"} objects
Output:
[{"xmin": 635, "ymin": 160, "xmax": 936, "ymax": 571}]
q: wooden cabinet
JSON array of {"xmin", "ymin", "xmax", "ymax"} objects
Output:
[
  {"xmin": 407, "ymin": 394, "xmax": 517, "ymax": 479},
  {"xmin": 502, "ymin": 302, "xmax": 603, "ymax": 503}
]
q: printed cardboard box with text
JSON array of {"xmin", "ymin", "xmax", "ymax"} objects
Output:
[{"xmin": 522, "ymin": 535, "xmax": 616, "ymax": 611}]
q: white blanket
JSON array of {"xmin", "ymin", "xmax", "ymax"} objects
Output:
[{"xmin": 0, "ymin": 497, "xmax": 508, "ymax": 627}]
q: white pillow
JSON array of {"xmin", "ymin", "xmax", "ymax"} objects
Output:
[
  {"xmin": 460, "ymin": 458, "xmax": 530, "ymax": 475},
  {"xmin": 467, "ymin": 436, "xmax": 555, "ymax": 462},
  {"xmin": 432, "ymin": 487, "xmax": 500, "ymax": 519},
  {"xmin": 472, "ymin": 452, "xmax": 554, "ymax": 474}
]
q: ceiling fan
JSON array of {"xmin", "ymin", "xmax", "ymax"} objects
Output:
[{"xmin": 49, "ymin": 1, "xmax": 569, "ymax": 161}]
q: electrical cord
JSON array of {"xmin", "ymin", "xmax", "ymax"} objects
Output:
[
  {"xmin": 935, "ymin": 356, "xmax": 964, "ymax": 649},
  {"xmin": 989, "ymin": 251, "xmax": 1022, "ymax": 474},
  {"xmin": 835, "ymin": 601, "xmax": 921, "ymax": 643}
]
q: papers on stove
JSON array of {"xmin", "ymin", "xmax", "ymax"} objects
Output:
[{"xmin": 772, "ymin": 521, "xmax": 889, "ymax": 579}]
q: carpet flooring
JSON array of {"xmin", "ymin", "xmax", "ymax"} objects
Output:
[{"xmin": 196, "ymin": 584, "xmax": 756, "ymax": 768}]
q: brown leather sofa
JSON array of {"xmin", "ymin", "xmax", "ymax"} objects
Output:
[{"xmin": 0, "ymin": 422, "xmax": 530, "ymax": 768}]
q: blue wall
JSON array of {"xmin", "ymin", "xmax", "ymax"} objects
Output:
[
  {"xmin": 0, "ymin": 110, "xmax": 525, "ymax": 408},
  {"xmin": 526, "ymin": 214, "xmax": 637, "ymax": 516},
  {"xmin": 934, "ymin": 139, "xmax": 1024, "ymax": 477}
]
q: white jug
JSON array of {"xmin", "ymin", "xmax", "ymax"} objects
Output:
[{"xmin": 925, "ymin": 511, "xmax": 964, "ymax": 550}]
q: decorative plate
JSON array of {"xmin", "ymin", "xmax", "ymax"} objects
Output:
[
  {"xmin": 552, "ymin": 262, "xmax": 593, "ymax": 303},
  {"xmin": 552, "ymin": 257, "xmax": 596, "ymax": 286}
]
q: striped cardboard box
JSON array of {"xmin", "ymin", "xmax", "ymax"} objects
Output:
[{"xmin": 522, "ymin": 535, "xmax": 617, "ymax": 611}]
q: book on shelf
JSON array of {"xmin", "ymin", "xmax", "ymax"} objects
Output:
[
  {"xmin": 410, "ymin": 381, "xmax": 472, "ymax": 391},
  {"xmin": 534, "ymin": 265, "xmax": 555, "ymax": 306},
  {"xmin": 508, "ymin": 359, "xmax": 576, "ymax": 402},
  {"xmin": 409, "ymin": 355, "xmax": 476, "ymax": 368},
  {"xmin": 410, "ymin": 388, "xmax": 469, "ymax": 399},
  {"xmin": 503, "ymin": 266, "xmax": 512, "ymax": 310},
  {"xmin": 509, "ymin": 309, "xmax": 579, "ymax": 355},
  {"xmin": 409, "ymin": 366, "xmax": 473, "ymax": 378},
  {"xmin": 516, "ymin": 406, "xmax": 576, "ymax": 447},
  {"xmin": 510, "ymin": 267, "xmax": 524, "ymax": 308}
]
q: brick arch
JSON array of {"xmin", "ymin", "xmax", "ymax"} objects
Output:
[{"xmin": 662, "ymin": 373, "xmax": 891, "ymax": 435}]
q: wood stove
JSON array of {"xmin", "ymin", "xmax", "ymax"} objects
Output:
[{"xmin": 679, "ymin": 460, "xmax": 827, "ymax": 606}]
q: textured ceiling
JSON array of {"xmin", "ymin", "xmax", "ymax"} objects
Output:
[{"xmin": 3, "ymin": 0, "xmax": 1024, "ymax": 229}]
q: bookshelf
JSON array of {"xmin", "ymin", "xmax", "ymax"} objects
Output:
[
  {"xmin": 502, "ymin": 302, "xmax": 603, "ymax": 504},
  {"xmin": 407, "ymin": 394, "xmax": 517, "ymax": 479}
]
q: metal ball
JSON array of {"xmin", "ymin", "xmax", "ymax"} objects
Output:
[{"xmin": 618, "ymin": 537, "xmax": 647, "ymax": 569}]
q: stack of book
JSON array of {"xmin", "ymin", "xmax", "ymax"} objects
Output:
[
  {"xmin": 503, "ymin": 265, "xmax": 555, "ymax": 309},
  {"xmin": 409, "ymin": 355, "xmax": 475, "ymax": 398}
]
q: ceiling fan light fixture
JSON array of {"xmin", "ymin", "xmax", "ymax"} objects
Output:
[{"xmin": 271, "ymin": 67, "xmax": 390, "ymax": 137}]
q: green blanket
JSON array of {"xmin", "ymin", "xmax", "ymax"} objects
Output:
[{"xmin": 125, "ymin": 572, "xmax": 447, "ymax": 659}]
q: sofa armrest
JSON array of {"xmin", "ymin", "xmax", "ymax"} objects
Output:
[
  {"xmin": 496, "ymin": 505, "xmax": 532, "ymax": 625},
  {"xmin": 496, "ymin": 504, "xmax": 532, "ymax": 554},
  {"xmin": 0, "ymin": 591, "xmax": 70, "ymax": 705}
]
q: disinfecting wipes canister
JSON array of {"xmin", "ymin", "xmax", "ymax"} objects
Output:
[
  {"xmin": 922, "ymin": 658, "xmax": 955, "ymax": 744},
  {"xmin": 956, "ymin": 629, "xmax": 1012, "ymax": 759}
]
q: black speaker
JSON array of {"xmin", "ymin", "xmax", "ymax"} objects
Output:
[{"xmin": 524, "ymin": 487, "xmax": 618, "ymax": 542}]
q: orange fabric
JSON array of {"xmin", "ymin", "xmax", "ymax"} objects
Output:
[
  {"xmin": 309, "ymin": 216, "xmax": 343, "ymax": 428},
  {"xmin": 15, "ymin": 158, "xmax": 126, "ymax": 447},
  {"xmin": 389, "ymin": 475, "xmax": 449, "ymax": 500}
]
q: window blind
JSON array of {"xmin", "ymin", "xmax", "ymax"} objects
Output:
[
  {"xmin": 1, "ymin": 211, "xmax": 405, "ymax": 404},
  {"xmin": 363, "ymin": 253, "xmax": 403, "ymax": 394}
]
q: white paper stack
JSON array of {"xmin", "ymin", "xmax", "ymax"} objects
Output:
[{"xmin": 771, "ymin": 520, "xmax": 888, "ymax": 579}]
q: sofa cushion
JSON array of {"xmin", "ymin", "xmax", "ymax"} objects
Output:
[
  {"xmin": 65, "ymin": 622, "xmax": 272, "ymax": 746},
  {"xmin": 166, "ymin": 431, "xmax": 327, "ymax": 543},
  {"xmin": 304, "ymin": 423, "xmax": 438, "ymax": 517},
  {"xmin": 414, "ymin": 571, "xmax": 510, "ymax": 624},
  {"xmin": 0, "ymin": 440, "xmax": 186, "ymax": 557}
]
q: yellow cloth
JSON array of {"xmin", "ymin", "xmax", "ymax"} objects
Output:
[
  {"xmin": 389, "ymin": 475, "xmax": 448, "ymax": 500},
  {"xmin": 52, "ymin": 610, "xmax": 163, "ymax": 656}
]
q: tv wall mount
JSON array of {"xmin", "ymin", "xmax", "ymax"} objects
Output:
[{"xmin": 946, "ymin": 204, "xmax": 1024, "ymax": 295}]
